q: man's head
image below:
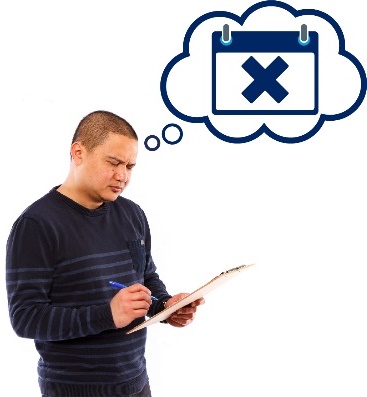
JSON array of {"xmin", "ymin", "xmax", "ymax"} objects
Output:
[
  {"xmin": 61, "ymin": 111, "xmax": 139, "ymax": 209},
  {"xmin": 72, "ymin": 110, "xmax": 138, "ymax": 151}
]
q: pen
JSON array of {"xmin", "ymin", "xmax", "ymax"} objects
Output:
[{"xmin": 109, "ymin": 280, "xmax": 158, "ymax": 301}]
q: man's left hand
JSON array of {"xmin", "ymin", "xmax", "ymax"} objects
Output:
[{"xmin": 165, "ymin": 293, "xmax": 205, "ymax": 327}]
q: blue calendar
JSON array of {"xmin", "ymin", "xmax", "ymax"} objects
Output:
[{"xmin": 212, "ymin": 30, "xmax": 319, "ymax": 115}]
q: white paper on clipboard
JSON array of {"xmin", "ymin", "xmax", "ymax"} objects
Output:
[{"xmin": 126, "ymin": 263, "xmax": 254, "ymax": 334}]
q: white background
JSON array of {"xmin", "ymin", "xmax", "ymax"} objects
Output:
[{"xmin": 1, "ymin": 1, "xmax": 366, "ymax": 396}]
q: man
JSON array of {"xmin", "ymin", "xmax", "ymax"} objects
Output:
[{"xmin": 6, "ymin": 110, "xmax": 204, "ymax": 397}]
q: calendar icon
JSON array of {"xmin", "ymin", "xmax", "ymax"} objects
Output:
[{"xmin": 212, "ymin": 27, "xmax": 319, "ymax": 115}]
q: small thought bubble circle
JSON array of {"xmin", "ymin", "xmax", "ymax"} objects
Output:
[
  {"xmin": 162, "ymin": 123, "xmax": 183, "ymax": 145},
  {"xmin": 144, "ymin": 135, "xmax": 161, "ymax": 151}
]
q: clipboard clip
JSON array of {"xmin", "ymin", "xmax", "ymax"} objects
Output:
[{"xmin": 220, "ymin": 263, "xmax": 255, "ymax": 275}]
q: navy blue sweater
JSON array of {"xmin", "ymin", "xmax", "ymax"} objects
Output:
[{"xmin": 6, "ymin": 187, "xmax": 171, "ymax": 397}]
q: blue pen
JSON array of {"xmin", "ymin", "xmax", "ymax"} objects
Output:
[{"xmin": 109, "ymin": 280, "xmax": 158, "ymax": 301}]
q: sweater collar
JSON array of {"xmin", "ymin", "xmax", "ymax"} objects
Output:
[{"xmin": 50, "ymin": 186, "xmax": 109, "ymax": 217}]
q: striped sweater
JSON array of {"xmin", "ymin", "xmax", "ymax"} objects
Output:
[{"xmin": 6, "ymin": 187, "xmax": 171, "ymax": 397}]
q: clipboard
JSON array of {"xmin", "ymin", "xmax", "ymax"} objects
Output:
[{"xmin": 126, "ymin": 263, "xmax": 254, "ymax": 334}]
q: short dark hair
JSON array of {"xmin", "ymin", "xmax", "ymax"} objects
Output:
[{"xmin": 72, "ymin": 110, "xmax": 138, "ymax": 151}]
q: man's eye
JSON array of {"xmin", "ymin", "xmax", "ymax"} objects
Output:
[{"xmin": 109, "ymin": 161, "xmax": 119, "ymax": 166}]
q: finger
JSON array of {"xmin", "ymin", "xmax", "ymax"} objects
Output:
[
  {"xmin": 168, "ymin": 320, "xmax": 185, "ymax": 327},
  {"xmin": 191, "ymin": 298, "xmax": 205, "ymax": 306},
  {"xmin": 170, "ymin": 311, "xmax": 196, "ymax": 322},
  {"xmin": 169, "ymin": 316, "xmax": 193, "ymax": 326},
  {"xmin": 127, "ymin": 283, "xmax": 152, "ymax": 297},
  {"xmin": 131, "ymin": 299, "xmax": 151, "ymax": 310},
  {"xmin": 171, "ymin": 313, "xmax": 193, "ymax": 321},
  {"xmin": 129, "ymin": 290, "xmax": 153, "ymax": 304},
  {"xmin": 176, "ymin": 306, "xmax": 197, "ymax": 315}
]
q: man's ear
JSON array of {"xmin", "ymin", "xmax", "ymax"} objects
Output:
[{"xmin": 70, "ymin": 142, "xmax": 84, "ymax": 165}]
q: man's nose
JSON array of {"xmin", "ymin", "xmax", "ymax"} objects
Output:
[{"xmin": 115, "ymin": 166, "xmax": 128, "ymax": 182}]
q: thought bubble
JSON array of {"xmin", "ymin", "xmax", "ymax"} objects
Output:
[{"xmin": 160, "ymin": 1, "xmax": 366, "ymax": 144}]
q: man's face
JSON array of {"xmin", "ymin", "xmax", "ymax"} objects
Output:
[{"xmin": 76, "ymin": 133, "xmax": 138, "ymax": 208}]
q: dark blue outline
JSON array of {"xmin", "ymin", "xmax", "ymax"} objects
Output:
[
  {"xmin": 162, "ymin": 123, "xmax": 184, "ymax": 145},
  {"xmin": 160, "ymin": 0, "xmax": 366, "ymax": 144},
  {"xmin": 144, "ymin": 135, "xmax": 161, "ymax": 151}
]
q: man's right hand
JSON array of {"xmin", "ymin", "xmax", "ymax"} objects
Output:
[{"xmin": 110, "ymin": 284, "xmax": 153, "ymax": 328}]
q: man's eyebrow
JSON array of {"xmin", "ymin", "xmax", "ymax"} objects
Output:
[
  {"xmin": 107, "ymin": 155, "xmax": 125, "ymax": 163},
  {"xmin": 107, "ymin": 155, "xmax": 136, "ymax": 166}
]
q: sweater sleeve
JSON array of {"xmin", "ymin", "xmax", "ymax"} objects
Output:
[{"xmin": 6, "ymin": 216, "xmax": 116, "ymax": 341}]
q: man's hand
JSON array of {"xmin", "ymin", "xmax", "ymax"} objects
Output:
[
  {"xmin": 110, "ymin": 284, "xmax": 153, "ymax": 328},
  {"xmin": 165, "ymin": 293, "xmax": 205, "ymax": 327}
]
